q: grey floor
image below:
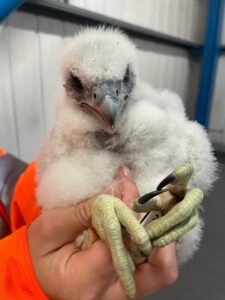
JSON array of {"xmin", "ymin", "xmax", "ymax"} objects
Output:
[{"xmin": 144, "ymin": 152, "xmax": 225, "ymax": 300}]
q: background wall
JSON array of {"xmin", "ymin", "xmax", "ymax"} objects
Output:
[
  {"xmin": 0, "ymin": 0, "xmax": 209, "ymax": 162},
  {"xmin": 0, "ymin": 1, "xmax": 225, "ymax": 299},
  {"xmin": 209, "ymin": 11, "xmax": 225, "ymax": 146}
]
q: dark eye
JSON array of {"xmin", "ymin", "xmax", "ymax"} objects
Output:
[
  {"xmin": 70, "ymin": 74, "xmax": 83, "ymax": 92},
  {"xmin": 123, "ymin": 67, "xmax": 130, "ymax": 84}
]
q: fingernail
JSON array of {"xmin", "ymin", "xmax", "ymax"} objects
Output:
[{"xmin": 122, "ymin": 165, "xmax": 133, "ymax": 180}]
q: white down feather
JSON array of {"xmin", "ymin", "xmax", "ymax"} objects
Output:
[{"xmin": 37, "ymin": 27, "xmax": 217, "ymax": 264}]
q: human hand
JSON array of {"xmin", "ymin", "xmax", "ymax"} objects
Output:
[{"xmin": 28, "ymin": 167, "xmax": 178, "ymax": 300}]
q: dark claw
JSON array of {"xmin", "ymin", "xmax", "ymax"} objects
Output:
[
  {"xmin": 157, "ymin": 173, "xmax": 176, "ymax": 191},
  {"xmin": 138, "ymin": 189, "xmax": 167, "ymax": 204}
]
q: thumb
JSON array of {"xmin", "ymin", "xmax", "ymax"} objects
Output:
[{"xmin": 28, "ymin": 187, "xmax": 115, "ymax": 254}]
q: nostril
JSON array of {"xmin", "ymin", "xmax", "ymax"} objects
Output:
[
  {"xmin": 116, "ymin": 90, "xmax": 119, "ymax": 96},
  {"xmin": 93, "ymin": 93, "xmax": 97, "ymax": 99}
]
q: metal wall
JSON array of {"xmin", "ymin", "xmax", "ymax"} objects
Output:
[
  {"xmin": 0, "ymin": 0, "xmax": 207, "ymax": 162},
  {"xmin": 1, "ymin": 1, "xmax": 225, "ymax": 299},
  {"xmin": 69, "ymin": 0, "xmax": 207, "ymax": 42},
  {"xmin": 209, "ymin": 13, "xmax": 225, "ymax": 147},
  {"xmin": 0, "ymin": 12, "xmax": 72, "ymax": 161}
]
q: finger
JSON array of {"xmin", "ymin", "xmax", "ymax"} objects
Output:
[
  {"xmin": 153, "ymin": 211, "xmax": 198, "ymax": 247},
  {"xmin": 148, "ymin": 243, "xmax": 178, "ymax": 273},
  {"xmin": 71, "ymin": 239, "xmax": 115, "ymax": 281},
  {"xmin": 115, "ymin": 166, "xmax": 140, "ymax": 207},
  {"xmin": 135, "ymin": 244, "xmax": 178, "ymax": 296},
  {"xmin": 105, "ymin": 244, "xmax": 178, "ymax": 300},
  {"xmin": 146, "ymin": 188, "xmax": 203, "ymax": 239},
  {"xmin": 28, "ymin": 186, "xmax": 116, "ymax": 254}
]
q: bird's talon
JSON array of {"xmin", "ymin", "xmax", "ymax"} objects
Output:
[
  {"xmin": 138, "ymin": 189, "xmax": 168, "ymax": 204},
  {"xmin": 157, "ymin": 173, "xmax": 176, "ymax": 191},
  {"xmin": 157, "ymin": 163, "xmax": 194, "ymax": 191}
]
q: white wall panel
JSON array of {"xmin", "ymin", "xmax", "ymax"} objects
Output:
[
  {"xmin": 134, "ymin": 37, "xmax": 190, "ymax": 103},
  {"xmin": 135, "ymin": 0, "xmax": 149, "ymax": 29},
  {"xmin": 85, "ymin": 0, "xmax": 105, "ymax": 14},
  {"xmin": 38, "ymin": 16, "xmax": 64, "ymax": 134},
  {"xmin": 6, "ymin": 12, "xmax": 45, "ymax": 161},
  {"xmin": 121, "ymin": 0, "xmax": 137, "ymax": 25},
  {"xmin": 209, "ymin": 55, "xmax": 225, "ymax": 145},
  {"xmin": 101, "ymin": 0, "xmax": 122, "ymax": 20},
  {"xmin": 68, "ymin": 0, "xmax": 208, "ymax": 43},
  {"xmin": 137, "ymin": 48, "xmax": 190, "ymax": 103},
  {"xmin": 0, "ymin": 23, "xmax": 18, "ymax": 156},
  {"xmin": 68, "ymin": 0, "xmax": 86, "ymax": 9}
]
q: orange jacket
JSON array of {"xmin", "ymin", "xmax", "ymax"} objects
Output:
[
  {"xmin": 10, "ymin": 160, "xmax": 41, "ymax": 232},
  {"xmin": 0, "ymin": 149, "xmax": 47, "ymax": 299}
]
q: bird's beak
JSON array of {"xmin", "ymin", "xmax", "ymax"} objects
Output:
[
  {"xmin": 80, "ymin": 81, "xmax": 127, "ymax": 127},
  {"xmin": 81, "ymin": 96, "xmax": 122, "ymax": 127}
]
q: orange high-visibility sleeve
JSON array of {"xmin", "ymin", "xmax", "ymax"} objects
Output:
[
  {"xmin": 0, "ymin": 225, "xmax": 48, "ymax": 300},
  {"xmin": 10, "ymin": 161, "xmax": 41, "ymax": 232},
  {"xmin": 0, "ymin": 148, "xmax": 6, "ymax": 156},
  {"xmin": 0, "ymin": 151, "xmax": 47, "ymax": 298}
]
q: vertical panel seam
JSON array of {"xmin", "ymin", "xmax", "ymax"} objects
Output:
[
  {"xmin": 37, "ymin": 15, "xmax": 47, "ymax": 134},
  {"xmin": 6, "ymin": 18, "xmax": 21, "ymax": 157}
]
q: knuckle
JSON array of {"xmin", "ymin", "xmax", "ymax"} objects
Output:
[{"xmin": 74, "ymin": 201, "xmax": 91, "ymax": 227}]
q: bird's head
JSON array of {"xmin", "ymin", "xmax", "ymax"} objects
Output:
[{"xmin": 60, "ymin": 27, "xmax": 138, "ymax": 129}]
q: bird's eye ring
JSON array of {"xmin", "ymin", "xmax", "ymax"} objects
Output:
[
  {"xmin": 123, "ymin": 67, "xmax": 130, "ymax": 84},
  {"xmin": 70, "ymin": 74, "xmax": 83, "ymax": 92}
]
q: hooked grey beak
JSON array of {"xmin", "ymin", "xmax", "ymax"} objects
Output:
[
  {"xmin": 80, "ymin": 81, "xmax": 128, "ymax": 127},
  {"xmin": 81, "ymin": 95, "xmax": 122, "ymax": 127}
]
